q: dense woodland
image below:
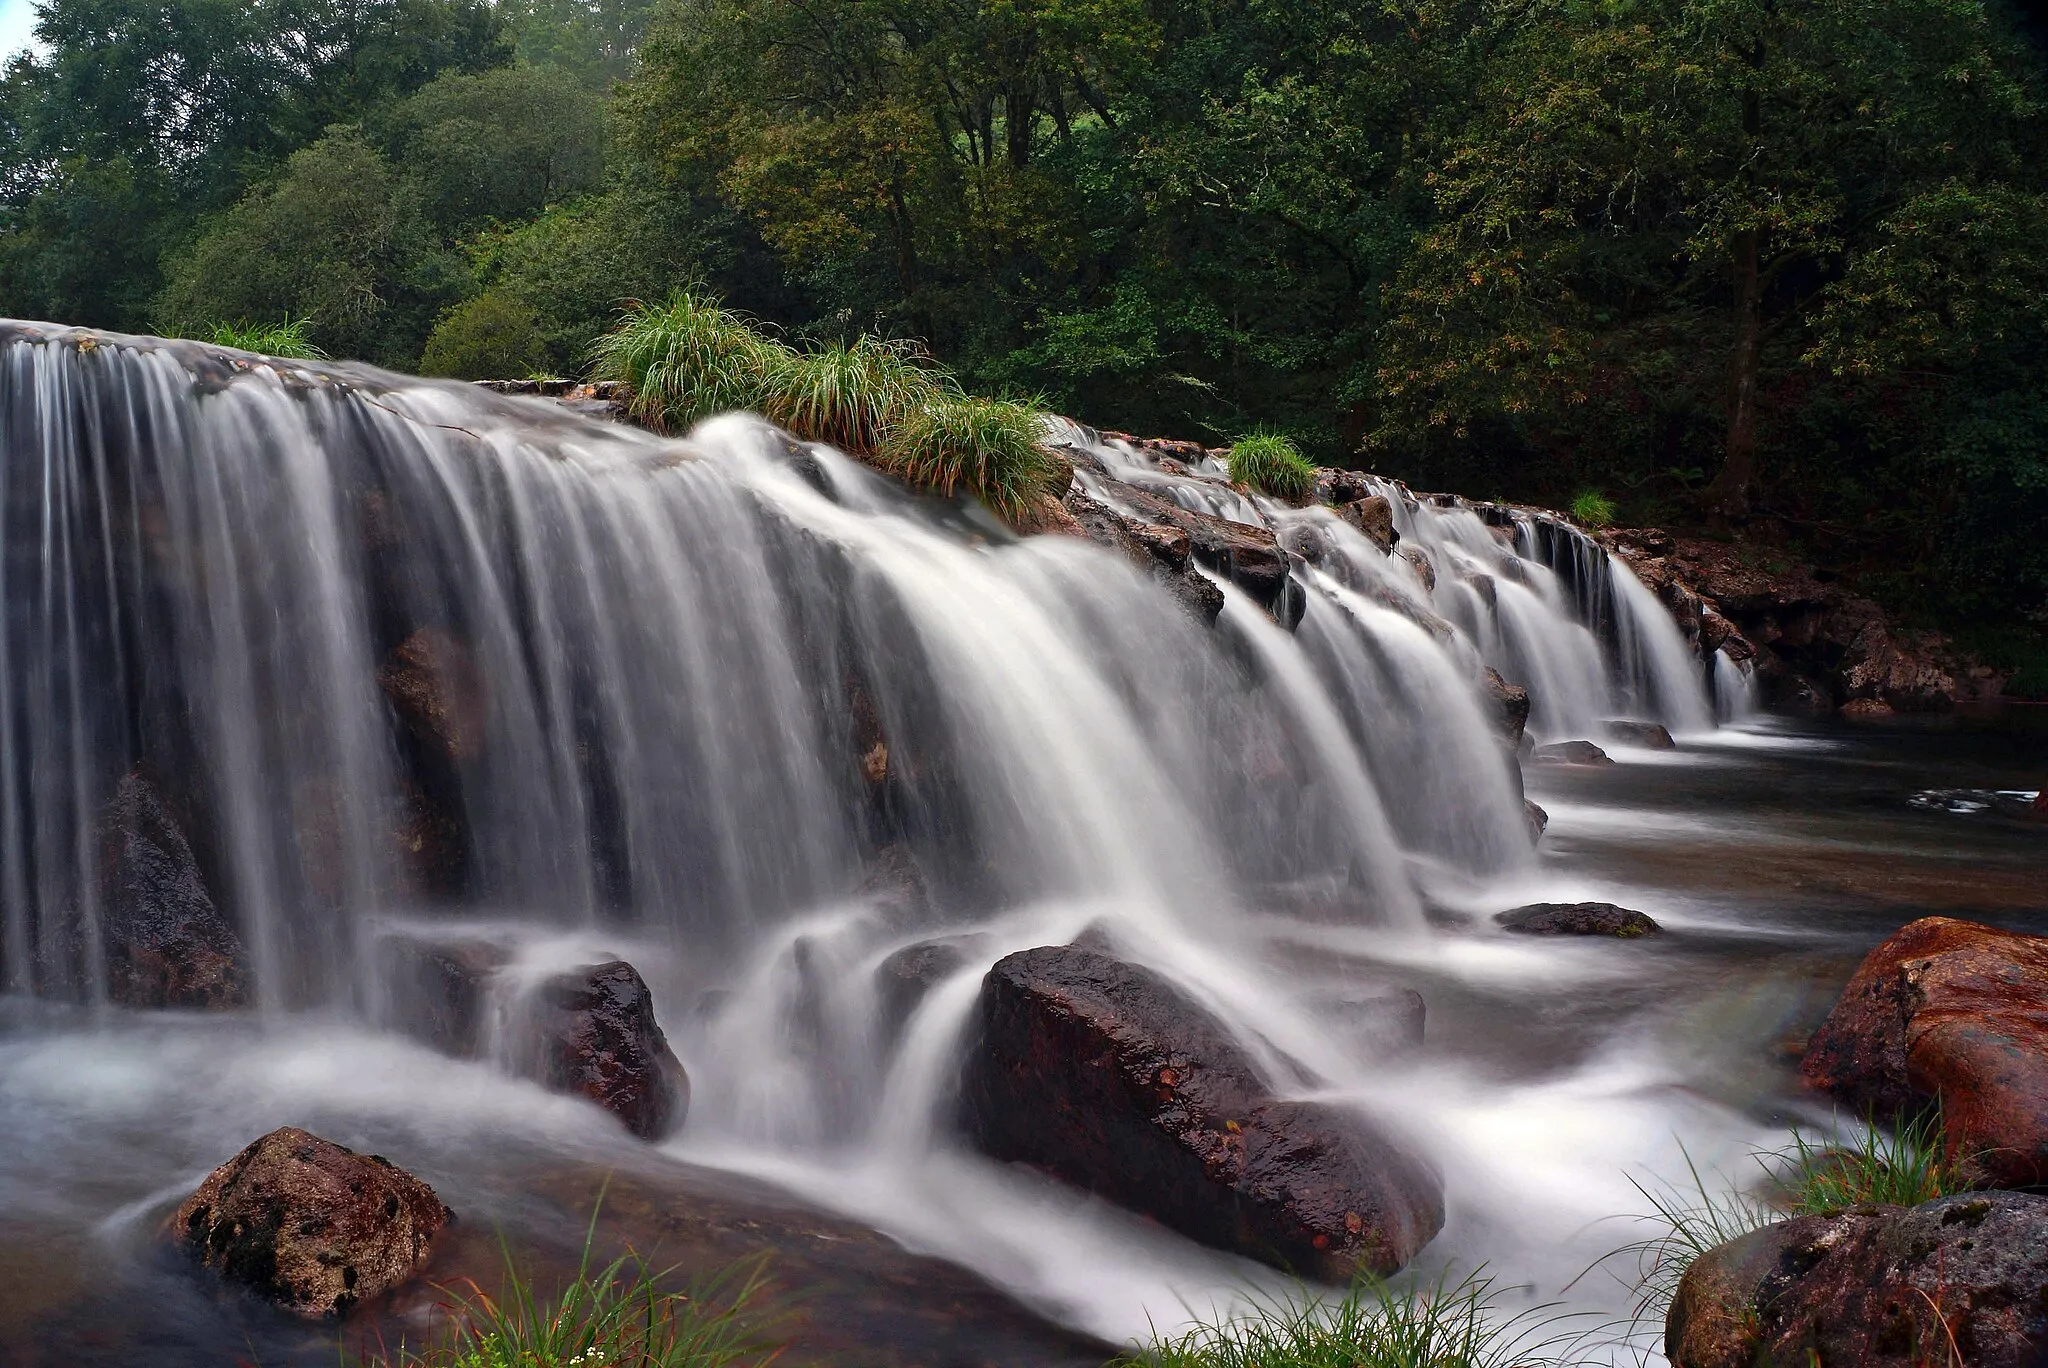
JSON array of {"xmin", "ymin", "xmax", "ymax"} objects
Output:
[{"xmin": 2, "ymin": 0, "xmax": 2045, "ymax": 650}]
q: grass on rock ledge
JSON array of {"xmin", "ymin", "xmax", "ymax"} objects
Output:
[
  {"xmin": 590, "ymin": 294, "xmax": 1064, "ymax": 521},
  {"xmin": 189, "ymin": 318, "xmax": 328, "ymax": 360},
  {"xmin": 1225, "ymin": 432, "xmax": 1317, "ymax": 503}
]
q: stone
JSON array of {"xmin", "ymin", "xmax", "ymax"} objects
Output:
[
  {"xmin": 1667, "ymin": 1192, "xmax": 2048, "ymax": 1368},
  {"xmin": 171, "ymin": 1127, "xmax": 451, "ymax": 1319},
  {"xmin": 1802, "ymin": 916, "xmax": 2048, "ymax": 1188},
  {"xmin": 1482, "ymin": 669, "xmax": 1531, "ymax": 746},
  {"xmin": 1530, "ymin": 740, "xmax": 1614, "ymax": 766},
  {"xmin": 1601, "ymin": 719, "xmax": 1676, "ymax": 749},
  {"xmin": 1063, "ymin": 488, "xmax": 1223, "ymax": 626},
  {"xmin": 959, "ymin": 945, "xmax": 1443, "ymax": 1281},
  {"xmin": 1524, "ymin": 800, "xmax": 1549, "ymax": 843},
  {"xmin": 1318, "ymin": 986, "xmax": 1427, "ymax": 1053},
  {"xmin": 1841, "ymin": 696, "xmax": 1896, "ymax": 719},
  {"xmin": 874, "ymin": 934, "xmax": 989, "ymax": 1044},
  {"xmin": 1399, "ymin": 546, "xmax": 1437, "ymax": 593},
  {"xmin": 1336, "ymin": 495, "xmax": 1399, "ymax": 554},
  {"xmin": 1317, "ymin": 468, "xmax": 1373, "ymax": 505},
  {"xmin": 95, "ymin": 771, "xmax": 246, "ymax": 1009},
  {"xmin": 375, "ymin": 933, "xmax": 508, "ymax": 1057},
  {"xmin": 379, "ymin": 628, "xmax": 487, "ymax": 762},
  {"xmin": 528, "ymin": 960, "xmax": 691, "ymax": 1140},
  {"xmin": 1495, "ymin": 901, "xmax": 1660, "ymax": 937}
]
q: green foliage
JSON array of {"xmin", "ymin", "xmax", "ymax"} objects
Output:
[
  {"xmin": 588, "ymin": 292, "xmax": 791, "ymax": 429},
  {"xmin": 1106, "ymin": 1269, "xmax": 1588, "ymax": 1368},
  {"xmin": 420, "ymin": 292, "xmax": 549, "ymax": 379},
  {"xmin": 385, "ymin": 65, "xmax": 606, "ymax": 232},
  {"xmin": 763, "ymin": 337, "xmax": 945, "ymax": 454},
  {"xmin": 880, "ymin": 394, "xmax": 1063, "ymax": 520},
  {"xmin": 1568, "ymin": 491, "xmax": 1617, "ymax": 529},
  {"xmin": 1778, "ymin": 1111, "xmax": 1964, "ymax": 1216},
  {"xmin": 189, "ymin": 318, "xmax": 328, "ymax": 359},
  {"xmin": 1228, "ymin": 433, "xmax": 1318, "ymax": 503}
]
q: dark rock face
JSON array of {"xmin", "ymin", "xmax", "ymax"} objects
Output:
[
  {"xmin": 1530, "ymin": 740, "xmax": 1614, "ymax": 766},
  {"xmin": 1667, "ymin": 1193, "xmax": 2048, "ymax": 1368},
  {"xmin": 530, "ymin": 960, "xmax": 691, "ymax": 1140},
  {"xmin": 375, "ymin": 933, "xmax": 508, "ymax": 1057},
  {"xmin": 1336, "ymin": 495, "xmax": 1399, "ymax": 554},
  {"xmin": 95, "ymin": 771, "xmax": 245, "ymax": 1009},
  {"xmin": 171, "ymin": 1127, "xmax": 450, "ymax": 1319},
  {"xmin": 1481, "ymin": 669, "xmax": 1531, "ymax": 746},
  {"xmin": 1524, "ymin": 800, "xmax": 1549, "ymax": 843},
  {"xmin": 1602, "ymin": 719, "xmax": 1676, "ymax": 749},
  {"xmin": 1496, "ymin": 902, "xmax": 1660, "ymax": 937},
  {"xmin": 1098, "ymin": 481, "xmax": 1295, "ymax": 614},
  {"xmin": 1802, "ymin": 917, "xmax": 2048, "ymax": 1188},
  {"xmin": 958, "ymin": 945, "xmax": 1443, "ymax": 1281},
  {"xmin": 874, "ymin": 934, "xmax": 988, "ymax": 1044},
  {"xmin": 378, "ymin": 628, "xmax": 486, "ymax": 762},
  {"xmin": 1062, "ymin": 489, "xmax": 1225, "ymax": 625}
]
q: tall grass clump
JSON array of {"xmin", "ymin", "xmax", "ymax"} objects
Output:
[
  {"xmin": 589, "ymin": 293, "xmax": 794, "ymax": 432},
  {"xmin": 762, "ymin": 336, "xmax": 945, "ymax": 454},
  {"xmin": 1226, "ymin": 432, "xmax": 1317, "ymax": 503},
  {"xmin": 1568, "ymin": 489, "xmax": 1618, "ymax": 528},
  {"xmin": 1109, "ymin": 1270, "xmax": 1591, "ymax": 1368},
  {"xmin": 881, "ymin": 393, "xmax": 1062, "ymax": 520},
  {"xmin": 365, "ymin": 1223, "xmax": 783, "ymax": 1368},
  {"xmin": 192, "ymin": 318, "xmax": 327, "ymax": 359}
]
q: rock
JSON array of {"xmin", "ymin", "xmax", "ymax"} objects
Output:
[
  {"xmin": 1666, "ymin": 1192, "xmax": 2048, "ymax": 1368},
  {"xmin": 379, "ymin": 628, "xmax": 487, "ymax": 762},
  {"xmin": 1316, "ymin": 468, "xmax": 1374, "ymax": 505},
  {"xmin": 1802, "ymin": 916, "xmax": 2048, "ymax": 1188},
  {"xmin": 1531, "ymin": 740, "xmax": 1614, "ymax": 766},
  {"xmin": 958, "ymin": 945, "xmax": 1443, "ymax": 1281},
  {"xmin": 528, "ymin": 960, "xmax": 691, "ymax": 1140},
  {"xmin": 375, "ymin": 933, "xmax": 508, "ymax": 1056},
  {"xmin": 1336, "ymin": 496, "xmax": 1399, "ymax": 554},
  {"xmin": 171, "ymin": 1127, "xmax": 451, "ymax": 1318},
  {"xmin": 1524, "ymin": 800, "xmax": 1549, "ymax": 843},
  {"xmin": 1063, "ymin": 488, "xmax": 1223, "ymax": 626},
  {"xmin": 874, "ymin": 934, "xmax": 988, "ymax": 1044},
  {"xmin": 1841, "ymin": 697, "xmax": 1895, "ymax": 719},
  {"xmin": 1399, "ymin": 546, "xmax": 1436, "ymax": 593},
  {"xmin": 95, "ymin": 771, "xmax": 246, "ymax": 1009},
  {"xmin": 1495, "ymin": 902, "xmax": 1660, "ymax": 937},
  {"xmin": 1481, "ymin": 669, "xmax": 1531, "ymax": 746},
  {"xmin": 1009, "ymin": 490, "xmax": 1086, "ymax": 537},
  {"xmin": 1601, "ymin": 719, "xmax": 1676, "ymax": 749},
  {"xmin": 1319, "ymin": 986, "xmax": 1427, "ymax": 1053}
]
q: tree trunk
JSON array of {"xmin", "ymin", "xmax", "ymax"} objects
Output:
[{"xmin": 1704, "ymin": 225, "xmax": 1763, "ymax": 521}]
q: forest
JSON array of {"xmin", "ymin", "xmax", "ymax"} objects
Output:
[{"xmin": 2, "ymin": 0, "xmax": 2045, "ymax": 646}]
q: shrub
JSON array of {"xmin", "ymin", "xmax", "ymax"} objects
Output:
[
  {"xmin": 1108, "ymin": 1269, "xmax": 1589, "ymax": 1368},
  {"xmin": 190, "ymin": 318, "xmax": 328, "ymax": 359},
  {"xmin": 762, "ymin": 336, "xmax": 945, "ymax": 454},
  {"xmin": 420, "ymin": 292, "xmax": 550, "ymax": 380},
  {"xmin": 588, "ymin": 293, "xmax": 795, "ymax": 431},
  {"xmin": 1227, "ymin": 432, "xmax": 1318, "ymax": 502},
  {"xmin": 1568, "ymin": 490, "xmax": 1618, "ymax": 527},
  {"xmin": 881, "ymin": 394, "xmax": 1063, "ymax": 520}
]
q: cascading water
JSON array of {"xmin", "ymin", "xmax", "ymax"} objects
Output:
[{"xmin": 0, "ymin": 325, "xmax": 1790, "ymax": 1362}]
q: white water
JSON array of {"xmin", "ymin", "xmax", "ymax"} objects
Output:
[{"xmin": 0, "ymin": 327, "xmax": 1776, "ymax": 1360}]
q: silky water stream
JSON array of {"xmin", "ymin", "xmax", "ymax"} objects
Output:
[{"xmin": 0, "ymin": 326, "xmax": 2042, "ymax": 1366}]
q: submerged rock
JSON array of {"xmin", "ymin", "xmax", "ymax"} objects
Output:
[
  {"xmin": 958, "ymin": 945, "xmax": 1443, "ymax": 1280},
  {"xmin": 1601, "ymin": 719, "xmax": 1676, "ymax": 749},
  {"xmin": 171, "ymin": 1127, "xmax": 450, "ymax": 1318},
  {"xmin": 1496, "ymin": 902, "xmax": 1659, "ymax": 937},
  {"xmin": 874, "ymin": 933, "xmax": 989, "ymax": 1044},
  {"xmin": 529, "ymin": 960, "xmax": 691, "ymax": 1140},
  {"xmin": 1482, "ymin": 668, "xmax": 1531, "ymax": 746},
  {"xmin": 1802, "ymin": 916, "xmax": 2048, "ymax": 1187},
  {"xmin": 1523, "ymin": 800, "xmax": 1549, "ymax": 843},
  {"xmin": 95, "ymin": 771, "xmax": 246, "ymax": 1009},
  {"xmin": 378, "ymin": 628, "xmax": 487, "ymax": 762},
  {"xmin": 375, "ymin": 933, "xmax": 508, "ymax": 1057},
  {"xmin": 1531, "ymin": 740, "xmax": 1614, "ymax": 766},
  {"xmin": 1667, "ymin": 1192, "xmax": 2048, "ymax": 1368}
]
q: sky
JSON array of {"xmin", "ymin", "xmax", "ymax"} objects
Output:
[{"xmin": 0, "ymin": 0, "xmax": 35, "ymax": 60}]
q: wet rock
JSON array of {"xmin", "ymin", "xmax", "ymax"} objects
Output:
[
  {"xmin": 1336, "ymin": 496, "xmax": 1398, "ymax": 554},
  {"xmin": 1601, "ymin": 719, "xmax": 1676, "ymax": 749},
  {"xmin": 95, "ymin": 771, "xmax": 246, "ymax": 1009},
  {"xmin": 379, "ymin": 628, "xmax": 487, "ymax": 762},
  {"xmin": 1841, "ymin": 697, "xmax": 1895, "ymax": 719},
  {"xmin": 1802, "ymin": 917, "xmax": 2048, "ymax": 1188},
  {"xmin": 171, "ymin": 1127, "xmax": 450, "ymax": 1319},
  {"xmin": 375, "ymin": 933, "xmax": 508, "ymax": 1056},
  {"xmin": 1531, "ymin": 740, "xmax": 1614, "ymax": 766},
  {"xmin": 1524, "ymin": 800, "xmax": 1549, "ymax": 843},
  {"xmin": 1318, "ymin": 986, "xmax": 1427, "ymax": 1053},
  {"xmin": 1399, "ymin": 546, "xmax": 1436, "ymax": 593},
  {"xmin": 959, "ymin": 945, "xmax": 1443, "ymax": 1281},
  {"xmin": 1063, "ymin": 488, "xmax": 1223, "ymax": 626},
  {"xmin": 1496, "ymin": 902, "xmax": 1660, "ymax": 937},
  {"xmin": 1482, "ymin": 669, "xmax": 1531, "ymax": 746},
  {"xmin": 1099, "ymin": 481, "xmax": 1294, "ymax": 613},
  {"xmin": 1316, "ymin": 468, "xmax": 1373, "ymax": 505},
  {"xmin": 2033, "ymin": 787, "xmax": 2048, "ymax": 818},
  {"xmin": 1667, "ymin": 1192, "xmax": 2048, "ymax": 1368},
  {"xmin": 529, "ymin": 960, "xmax": 691, "ymax": 1140},
  {"xmin": 874, "ymin": 934, "xmax": 989, "ymax": 1044}
]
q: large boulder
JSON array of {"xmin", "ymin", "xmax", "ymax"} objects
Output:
[
  {"xmin": 1667, "ymin": 1192, "xmax": 2048, "ymax": 1368},
  {"xmin": 171, "ymin": 1127, "xmax": 451, "ymax": 1318},
  {"xmin": 1496, "ymin": 902, "xmax": 1659, "ymax": 937},
  {"xmin": 95, "ymin": 771, "xmax": 245, "ymax": 1008},
  {"xmin": 1802, "ymin": 917, "xmax": 2048, "ymax": 1188},
  {"xmin": 1336, "ymin": 495, "xmax": 1398, "ymax": 554},
  {"xmin": 1601, "ymin": 719, "xmax": 1676, "ymax": 749},
  {"xmin": 958, "ymin": 945, "xmax": 1442, "ymax": 1281},
  {"xmin": 528, "ymin": 960, "xmax": 691, "ymax": 1141}
]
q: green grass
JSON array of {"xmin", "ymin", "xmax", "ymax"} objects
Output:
[
  {"xmin": 362, "ymin": 1213, "xmax": 784, "ymax": 1368},
  {"xmin": 191, "ymin": 318, "xmax": 328, "ymax": 359},
  {"xmin": 588, "ymin": 293, "xmax": 795, "ymax": 433},
  {"xmin": 1226, "ymin": 432, "xmax": 1318, "ymax": 503},
  {"xmin": 1108, "ymin": 1269, "xmax": 1592, "ymax": 1368},
  {"xmin": 1568, "ymin": 490, "xmax": 1618, "ymax": 528},
  {"xmin": 761, "ymin": 336, "xmax": 945, "ymax": 455},
  {"xmin": 881, "ymin": 393, "xmax": 1064, "ymax": 520}
]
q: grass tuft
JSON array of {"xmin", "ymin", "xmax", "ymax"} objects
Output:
[
  {"xmin": 1568, "ymin": 490, "xmax": 1618, "ymax": 528},
  {"xmin": 761, "ymin": 336, "xmax": 946, "ymax": 455},
  {"xmin": 881, "ymin": 393, "xmax": 1064, "ymax": 520},
  {"xmin": 1108, "ymin": 1269, "xmax": 1593, "ymax": 1368},
  {"xmin": 588, "ymin": 293, "xmax": 795, "ymax": 432},
  {"xmin": 192, "ymin": 318, "xmax": 328, "ymax": 359},
  {"xmin": 1226, "ymin": 432, "xmax": 1318, "ymax": 503}
]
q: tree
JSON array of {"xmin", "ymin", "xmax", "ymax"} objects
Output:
[{"xmin": 385, "ymin": 64, "xmax": 606, "ymax": 231}]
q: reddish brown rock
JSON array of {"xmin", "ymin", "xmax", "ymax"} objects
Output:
[
  {"xmin": 1336, "ymin": 495, "xmax": 1398, "ymax": 554},
  {"xmin": 95, "ymin": 771, "xmax": 245, "ymax": 1008},
  {"xmin": 1802, "ymin": 917, "xmax": 2048, "ymax": 1187},
  {"xmin": 379, "ymin": 628, "xmax": 487, "ymax": 762},
  {"xmin": 1601, "ymin": 719, "xmax": 1676, "ymax": 749},
  {"xmin": 1482, "ymin": 669, "xmax": 1531, "ymax": 746},
  {"xmin": 1667, "ymin": 1193, "xmax": 2048, "ymax": 1368},
  {"xmin": 171, "ymin": 1127, "xmax": 450, "ymax": 1318},
  {"xmin": 530, "ymin": 960, "xmax": 691, "ymax": 1140},
  {"xmin": 958, "ymin": 945, "xmax": 1442, "ymax": 1281}
]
